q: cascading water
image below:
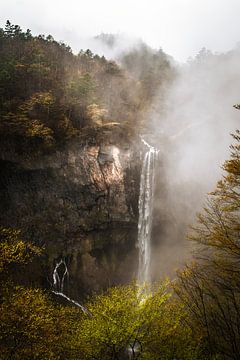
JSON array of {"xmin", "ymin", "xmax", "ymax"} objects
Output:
[
  {"xmin": 53, "ymin": 259, "xmax": 69, "ymax": 293},
  {"xmin": 52, "ymin": 259, "xmax": 89, "ymax": 314},
  {"xmin": 137, "ymin": 138, "xmax": 159, "ymax": 283}
]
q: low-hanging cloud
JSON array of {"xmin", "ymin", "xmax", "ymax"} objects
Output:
[{"xmin": 150, "ymin": 46, "xmax": 240, "ymax": 279}]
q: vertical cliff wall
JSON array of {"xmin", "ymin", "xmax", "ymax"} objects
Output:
[{"xmin": 0, "ymin": 126, "xmax": 140, "ymax": 299}]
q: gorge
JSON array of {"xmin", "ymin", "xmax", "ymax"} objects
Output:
[
  {"xmin": 1, "ymin": 12, "xmax": 240, "ymax": 359},
  {"xmin": 0, "ymin": 125, "xmax": 142, "ymax": 299}
]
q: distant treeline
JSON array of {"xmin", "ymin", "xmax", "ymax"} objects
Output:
[{"xmin": 0, "ymin": 21, "xmax": 175, "ymax": 155}]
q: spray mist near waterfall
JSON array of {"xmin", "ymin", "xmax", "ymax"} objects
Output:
[{"xmin": 146, "ymin": 47, "xmax": 240, "ymax": 280}]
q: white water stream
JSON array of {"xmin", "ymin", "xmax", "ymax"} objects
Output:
[
  {"xmin": 51, "ymin": 137, "xmax": 158, "ymax": 315},
  {"xmin": 52, "ymin": 259, "xmax": 89, "ymax": 314},
  {"xmin": 137, "ymin": 138, "xmax": 159, "ymax": 283}
]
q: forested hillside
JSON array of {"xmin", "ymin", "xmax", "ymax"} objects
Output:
[
  {"xmin": 0, "ymin": 21, "xmax": 174, "ymax": 156},
  {"xmin": 1, "ymin": 20, "xmax": 240, "ymax": 360}
]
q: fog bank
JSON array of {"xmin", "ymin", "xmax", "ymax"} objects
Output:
[{"xmin": 150, "ymin": 47, "xmax": 240, "ymax": 279}]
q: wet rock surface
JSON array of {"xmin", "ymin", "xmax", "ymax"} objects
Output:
[{"xmin": 0, "ymin": 130, "xmax": 140, "ymax": 299}]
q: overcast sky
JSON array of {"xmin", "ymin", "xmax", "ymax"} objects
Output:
[{"xmin": 1, "ymin": 0, "xmax": 240, "ymax": 61}]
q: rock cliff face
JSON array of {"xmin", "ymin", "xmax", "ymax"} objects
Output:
[{"xmin": 0, "ymin": 127, "xmax": 140, "ymax": 299}]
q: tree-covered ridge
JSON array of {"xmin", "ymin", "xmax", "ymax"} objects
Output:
[
  {"xmin": 2, "ymin": 19, "xmax": 240, "ymax": 360},
  {"xmin": 0, "ymin": 21, "xmax": 174, "ymax": 156}
]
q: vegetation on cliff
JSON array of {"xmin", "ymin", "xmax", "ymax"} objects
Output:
[
  {"xmin": 0, "ymin": 227, "xmax": 82, "ymax": 359},
  {"xmin": 0, "ymin": 229, "xmax": 199, "ymax": 359},
  {"xmin": 1, "ymin": 130, "xmax": 239, "ymax": 359},
  {"xmin": 0, "ymin": 21, "xmax": 174, "ymax": 156},
  {"xmin": 1, "ymin": 20, "xmax": 240, "ymax": 360},
  {"xmin": 76, "ymin": 129, "xmax": 240, "ymax": 359}
]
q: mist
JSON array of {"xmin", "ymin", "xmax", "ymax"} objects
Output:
[
  {"xmin": 150, "ymin": 46, "xmax": 240, "ymax": 279},
  {"xmin": 76, "ymin": 33, "xmax": 144, "ymax": 60},
  {"xmin": 1, "ymin": 16, "xmax": 239, "ymax": 281}
]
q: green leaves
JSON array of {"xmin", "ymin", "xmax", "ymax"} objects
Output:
[
  {"xmin": 0, "ymin": 227, "xmax": 42, "ymax": 274},
  {"xmin": 0, "ymin": 285, "xmax": 82, "ymax": 360},
  {"xmin": 0, "ymin": 227, "xmax": 83, "ymax": 359},
  {"xmin": 75, "ymin": 282, "xmax": 197, "ymax": 359},
  {"xmin": 0, "ymin": 226, "xmax": 199, "ymax": 359}
]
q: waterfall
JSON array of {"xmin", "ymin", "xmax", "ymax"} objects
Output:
[
  {"xmin": 52, "ymin": 259, "xmax": 89, "ymax": 315},
  {"xmin": 137, "ymin": 138, "xmax": 159, "ymax": 283},
  {"xmin": 53, "ymin": 259, "xmax": 69, "ymax": 293}
]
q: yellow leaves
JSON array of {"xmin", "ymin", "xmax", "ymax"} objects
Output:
[
  {"xmin": 75, "ymin": 281, "xmax": 189, "ymax": 359},
  {"xmin": 1, "ymin": 92, "xmax": 56, "ymax": 150},
  {"xmin": 0, "ymin": 226, "xmax": 42, "ymax": 274},
  {"xmin": 0, "ymin": 286, "xmax": 71, "ymax": 359},
  {"xmin": 174, "ymin": 131, "xmax": 240, "ymax": 358},
  {"xmin": 0, "ymin": 270, "xmax": 197, "ymax": 359},
  {"xmin": 26, "ymin": 119, "xmax": 54, "ymax": 143},
  {"xmin": 18, "ymin": 91, "xmax": 55, "ymax": 113},
  {"xmin": 178, "ymin": 265, "xmax": 195, "ymax": 280},
  {"xmin": 86, "ymin": 103, "xmax": 107, "ymax": 126},
  {"xmin": 0, "ymin": 243, "xmax": 83, "ymax": 360}
]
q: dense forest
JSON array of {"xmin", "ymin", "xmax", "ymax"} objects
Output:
[
  {"xmin": 1, "ymin": 21, "xmax": 240, "ymax": 359},
  {"xmin": 0, "ymin": 21, "xmax": 175, "ymax": 156}
]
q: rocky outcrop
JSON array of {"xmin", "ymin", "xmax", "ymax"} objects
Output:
[{"xmin": 0, "ymin": 128, "xmax": 140, "ymax": 299}]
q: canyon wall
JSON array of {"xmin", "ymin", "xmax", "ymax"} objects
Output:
[{"xmin": 0, "ymin": 125, "xmax": 141, "ymax": 299}]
